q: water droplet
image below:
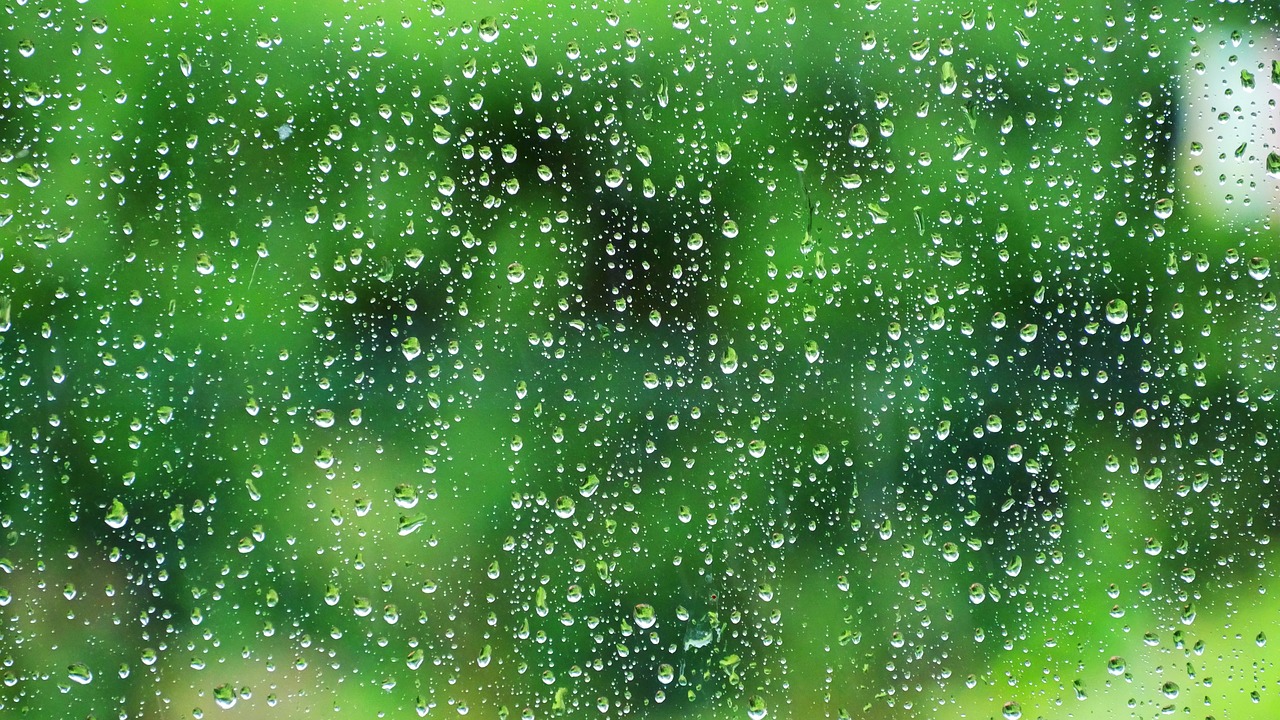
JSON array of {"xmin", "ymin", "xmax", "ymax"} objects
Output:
[
  {"xmin": 104, "ymin": 498, "xmax": 128, "ymax": 529},
  {"xmin": 401, "ymin": 337, "xmax": 421, "ymax": 361},
  {"xmin": 720, "ymin": 347, "xmax": 739, "ymax": 374},
  {"xmin": 16, "ymin": 164, "xmax": 40, "ymax": 188},
  {"xmin": 716, "ymin": 141, "xmax": 733, "ymax": 164},
  {"xmin": 393, "ymin": 484, "xmax": 419, "ymax": 509},
  {"xmin": 1105, "ymin": 299, "xmax": 1128, "ymax": 324},
  {"xmin": 813, "ymin": 444, "xmax": 829, "ymax": 464},
  {"xmin": 968, "ymin": 582, "xmax": 986, "ymax": 604},
  {"xmin": 314, "ymin": 447, "xmax": 334, "ymax": 470},
  {"xmin": 213, "ymin": 684, "xmax": 236, "ymax": 709},
  {"xmin": 848, "ymin": 123, "xmax": 870, "ymax": 148},
  {"xmin": 398, "ymin": 515, "xmax": 428, "ymax": 536},
  {"xmin": 939, "ymin": 61, "xmax": 957, "ymax": 94},
  {"xmin": 553, "ymin": 496, "xmax": 575, "ymax": 519},
  {"xmin": 942, "ymin": 542, "xmax": 960, "ymax": 562},
  {"xmin": 20, "ymin": 83, "xmax": 44, "ymax": 107},
  {"xmin": 507, "ymin": 262, "xmax": 525, "ymax": 283},
  {"xmin": 67, "ymin": 663, "xmax": 93, "ymax": 685},
  {"xmin": 1248, "ymin": 257, "xmax": 1270, "ymax": 281},
  {"xmin": 1266, "ymin": 152, "xmax": 1280, "ymax": 178},
  {"xmin": 633, "ymin": 603, "xmax": 656, "ymax": 629}
]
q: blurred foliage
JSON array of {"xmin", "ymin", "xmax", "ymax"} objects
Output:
[{"xmin": 1, "ymin": 1, "xmax": 1280, "ymax": 719}]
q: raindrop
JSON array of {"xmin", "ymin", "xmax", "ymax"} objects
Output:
[
  {"xmin": 213, "ymin": 684, "xmax": 236, "ymax": 709},
  {"xmin": 720, "ymin": 347, "xmax": 739, "ymax": 374},
  {"xmin": 1105, "ymin": 299, "xmax": 1129, "ymax": 325},
  {"xmin": 633, "ymin": 603, "xmax": 657, "ymax": 629},
  {"xmin": 104, "ymin": 499, "xmax": 128, "ymax": 529},
  {"xmin": 477, "ymin": 17, "xmax": 500, "ymax": 42},
  {"xmin": 1248, "ymin": 257, "xmax": 1270, "ymax": 281},
  {"xmin": 393, "ymin": 484, "xmax": 419, "ymax": 508},
  {"xmin": 968, "ymin": 583, "xmax": 986, "ymax": 604},
  {"xmin": 507, "ymin": 262, "xmax": 526, "ymax": 283},
  {"xmin": 401, "ymin": 337, "xmax": 421, "ymax": 361},
  {"xmin": 67, "ymin": 663, "xmax": 93, "ymax": 685},
  {"xmin": 553, "ymin": 496, "xmax": 575, "ymax": 519}
]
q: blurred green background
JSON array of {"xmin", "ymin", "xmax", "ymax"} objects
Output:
[{"xmin": 2, "ymin": 0, "xmax": 1279, "ymax": 718}]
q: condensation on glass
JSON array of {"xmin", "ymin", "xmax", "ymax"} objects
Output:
[{"xmin": 0, "ymin": 2, "xmax": 1277, "ymax": 719}]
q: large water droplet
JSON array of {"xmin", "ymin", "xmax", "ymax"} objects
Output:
[
  {"xmin": 1105, "ymin": 299, "xmax": 1129, "ymax": 324},
  {"xmin": 67, "ymin": 663, "xmax": 93, "ymax": 685},
  {"xmin": 104, "ymin": 498, "xmax": 128, "ymax": 529}
]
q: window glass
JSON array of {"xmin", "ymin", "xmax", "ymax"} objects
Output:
[{"xmin": 1, "ymin": 2, "xmax": 1277, "ymax": 719}]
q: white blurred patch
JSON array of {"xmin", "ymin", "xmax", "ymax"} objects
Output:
[
  {"xmin": 1178, "ymin": 30, "xmax": 1280, "ymax": 230},
  {"xmin": 277, "ymin": 123, "xmax": 293, "ymax": 141}
]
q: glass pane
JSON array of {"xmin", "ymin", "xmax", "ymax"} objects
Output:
[{"xmin": 1, "ymin": 1, "xmax": 1277, "ymax": 719}]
